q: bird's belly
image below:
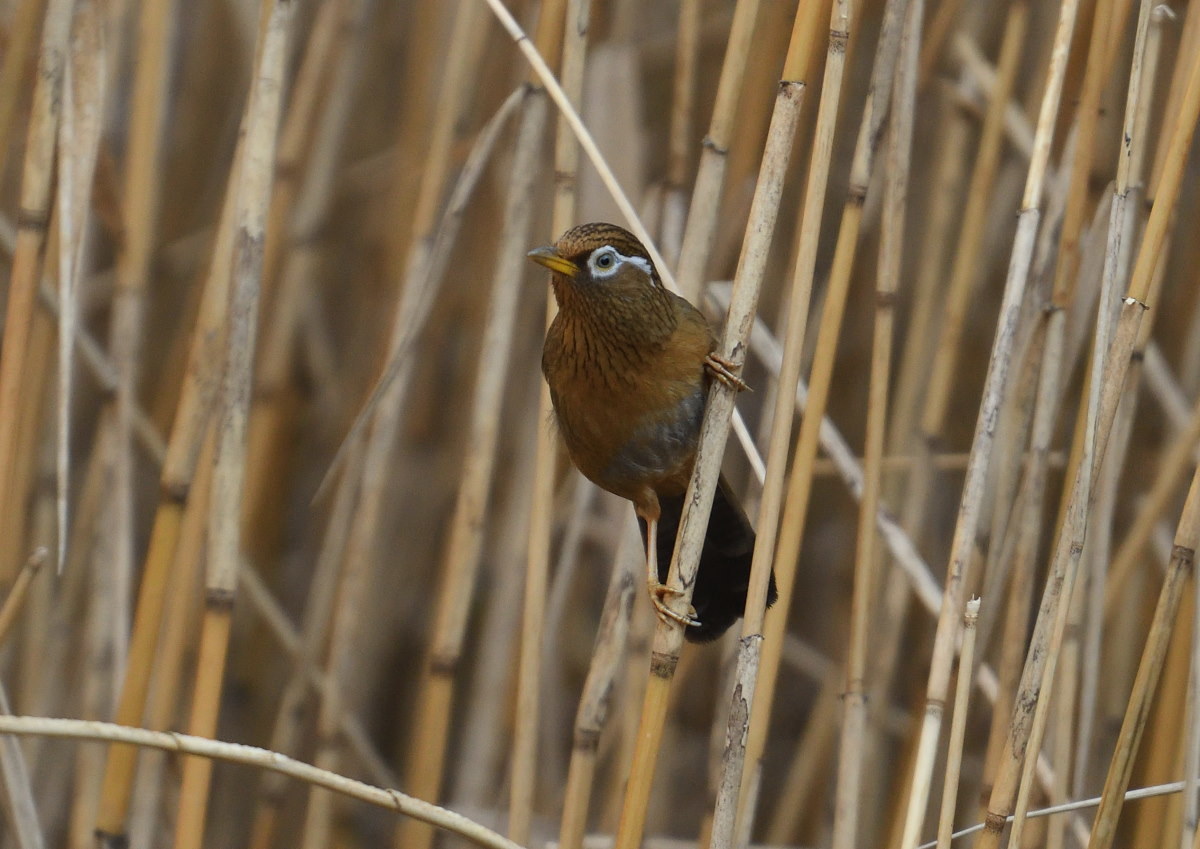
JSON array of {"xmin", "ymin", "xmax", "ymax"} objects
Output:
[{"xmin": 553, "ymin": 383, "xmax": 705, "ymax": 502}]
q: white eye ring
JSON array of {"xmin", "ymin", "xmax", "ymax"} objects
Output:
[{"xmin": 589, "ymin": 247, "xmax": 620, "ymax": 277}]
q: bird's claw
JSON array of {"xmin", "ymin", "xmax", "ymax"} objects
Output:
[
  {"xmin": 648, "ymin": 580, "xmax": 701, "ymax": 628},
  {"xmin": 705, "ymin": 353, "xmax": 751, "ymax": 392}
]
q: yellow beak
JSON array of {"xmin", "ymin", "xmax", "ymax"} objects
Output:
[{"xmin": 527, "ymin": 245, "xmax": 579, "ymax": 277}]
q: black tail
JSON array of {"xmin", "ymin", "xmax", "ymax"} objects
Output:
[{"xmin": 637, "ymin": 476, "xmax": 779, "ymax": 642}]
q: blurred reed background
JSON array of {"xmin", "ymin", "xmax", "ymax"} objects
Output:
[{"xmin": 0, "ymin": 0, "xmax": 1198, "ymax": 847}]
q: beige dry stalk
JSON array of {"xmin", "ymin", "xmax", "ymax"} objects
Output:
[
  {"xmin": 171, "ymin": 2, "xmax": 295, "ymax": 847},
  {"xmin": 673, "ymin": 0, "xmax": 761, "ymax": 301},
  {"xmin": 935, "ymin": 598, "xmax": 981, "ymax": 849},
  {"xmin": 0, "ymin": 0, "xmax": 72, "ymax": 584}
]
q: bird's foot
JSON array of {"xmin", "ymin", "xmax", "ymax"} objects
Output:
[
  {"xmin": 647, "ymin": 580, "xmax": 701, "ymax": 628},
  {"xmin": 704, "ymin": 353, "xmax": 751, "ymax": 392}
]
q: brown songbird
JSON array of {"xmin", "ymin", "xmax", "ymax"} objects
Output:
[{"xmin": 529, "ymin": 222, "xmax": 777, "ymax": 642}]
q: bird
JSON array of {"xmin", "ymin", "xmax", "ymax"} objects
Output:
[{"xmin": 529, "ymin": 222, "xmax": 777, "ymax": 642}]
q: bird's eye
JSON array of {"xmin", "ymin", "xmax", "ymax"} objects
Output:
[{"xmin": 595, "ymin": 251, "xmax": 615, "ymax": 269}]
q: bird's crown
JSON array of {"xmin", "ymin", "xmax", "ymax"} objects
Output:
[{"xmin": 555, "ymin": 223, "xmax": 661, "ymax": 285}]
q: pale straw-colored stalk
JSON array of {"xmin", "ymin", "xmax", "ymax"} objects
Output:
[
  {"xmin": 899, "ymin": 0, "xmax": 1082, "ymax": 841},
  {"xmin": 831, "ymin": 1, "xmax": 920, "ymax": 845},
  {"xmin": 0, "ymin": 682, "xmax": 43, "ymax": 849},
  {"xmin": 170, "ymin": 2, "xmax": 295, "ymax": 846},
  {"xmin": 0, "ymin": 0, "xmax": 47, "ymax": 178},
  {"xmin": 511, "ymin": 0, "xmax": 577, "ymax": 839},
  {"xmin": 0, "ymin": 715, "xmax": 528, "ymax": 849},
  {"xmin": 0, "ymin": 549, "xmax": 46, "ymax": 648},
  {"xmin": 934, "ymin": 598, "xmax": 981, "ymax": 849},
  {"xmin": 661, "ymin": 0, "xmax": 701, "ymax": 266},
  {"xmin": 673, "ymin": 0, "xmax": 761, "ymax": 301}
]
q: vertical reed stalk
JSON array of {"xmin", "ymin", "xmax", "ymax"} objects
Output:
[
  {"xmin": 170, "ymin": 2, "xmax": 295, "ymax": 846},
  {"xmin": 395, "ymin": 84, "xmax": 548, "ymax": 849},
  {"xmin": 673, "ymin": 0, "xmax": 761, "ymax": 301},
  {"xmin": 0, "ymin": 0, "xmax": 48, "ymax": 178},
  {"xmin": 0, "ymin": 0, "xmax": 72, "ymax": 583},
  {"xmin": 661, "ymin": 0, "xmax": 700, "ymax": 266},
  {"xmin": 511, "ymin": 0, "xmax": 578, "ymax": 841},
  {"xmin": 935, "ymin": 598, "xmax": 981, "ymax": 849}
]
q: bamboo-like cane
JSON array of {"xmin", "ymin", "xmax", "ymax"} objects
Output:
[
  {"xmin": 898, "ymin": 0, "xmax": 1082, "ymax": 842},
  {"xmin": 1088, "ymin": 466, "xmax": 1200, "ymax": 849},
  {"xmin": 736, "ymin": 0, "xmax": 919, "ymax": 835},
  {"xmin": 170, "ymin": 3, "xmax": 295, "ymax": 847},
  {"xmin": 94, "ymin": 127, "xmax": 244, "ymax": 848},
  {"xmin": 612, "ymin": 8, "xmax": 827, "ymax": 842},
  {"xmin": 661, "ymin": 0, "xmax": 700, "ymax": 267},
  {"xmin": 934, "ymin": 598, "xmax": 981, "ymax": 849},
  {"xmin": 395, "ymin": 83, "xmax": 549, "ymax": 849},
  {"xmin": 673, "ymin": 0, "xmax": 761, "ymax": 301},
  {"xmin": 0, "ymin": 0, "xmax": 72, "ymax": 584}
]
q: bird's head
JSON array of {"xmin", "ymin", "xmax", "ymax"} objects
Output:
[{"xmin": 527, "ymin": 223, "xmax": 663, "ymax": 305}]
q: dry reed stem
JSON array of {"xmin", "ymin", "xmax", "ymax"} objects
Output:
[
  {"xmin": 171, "ymin": 2, "xmax": 295, "ymax": 846},
  {"xmin": 0, "ymin": 715, "xmax": 528, "ymax": 849},
  {"xmin": 54, "ymin": 0, "xmax": 104, "ymax": 570},
  {"xmin": 662, "ymin": 0, "xmax": 701, "ymax": 265},
  {"xmin": 0, "ymin": 0, "xmax": 71, "ymax": 584},
  {"xmin": 673, "ymin": 0, "xmax": 761, "ymax": 301},
  {"xmin": 511, "ymin": 0, "xmax": 577, "ymax": 838},
  {"xmin": 395, "ymin": 85, "xmax": 548, "ymax": 849},
  {"xmin": 558, "ymin": 533, "xmax": 638, "ymax": 849},
  {"xmin": 0, "ymin": 548, "xmax": 45, "ymax": 648},
  {"xmin": 106, "ymin": 0, "xmax": 173, "ymax": 612},
  {"xmin": 1087, "ymin": 466, "xmax": 1200, "ymax": 849},
  {"xmin": 94, "ymin": 120, "xmax": 245, "ymax": 848},
  {"xmin": 0, "ymin": 0, "xmax": 47, "ymax": 178},
  {"xmin": 935, "ymin": 598, "xmax": 981, "ymax": 849},
  {"xmin": 916, "ymin": 0, "xmax": 963, "ymax": 87},
  {"xmin": 832, "ymin": 2, "xmax": 920, "ymax": 846},
  {"xmin": 728, "ymin": 0, "xmax": 853, "ymax": 832},
  {"xmin": 900, "ymin": 0, "xmax": 1081, "ymax": 842}
]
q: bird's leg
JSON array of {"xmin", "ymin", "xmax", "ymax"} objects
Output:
[
  {"xmin": 704, "ymin": 352, "xmax": 751, "ymax": 392},
  {"xmin": 642, "ymin": 514, "xmax": 701, "ymax": 629}
]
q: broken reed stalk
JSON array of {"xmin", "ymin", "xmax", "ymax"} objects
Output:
[
  {"xmin": 395, "ymin": 85, "xmax": 548, "ymax": 849},
  {"xmin": 898, "ymin": 0, "xmax": 1082, "ymax": 841},
  {"xmin": 0, "ymin": 715, "xmax": 527, "ymax": 849},
  {"xmin": 935, "ymin": 598, "xmax": 981, "ymax": 849},
  {"xmin": 558, "ymin": 532, "xmax": 638, "ymax": 849},
  {"xmin": 673, "ymin": 0, "xmax": 760, "ymax": 301},
  {"xmin": 976, "ymin": 6, "xmax": 1200, "ymax": 846},
  {"xmin": 831, "ymin": 2, "xmax": 919, "ymax": 846},
  {"xmin": 510, "ymin": 0, "xmax": 579, "ymax": 841},
  {"xmin": 0, "ymin": 550, "xmax": 45, "ymax": 648},
  {"xmin": 94, "ymin": 131, "xmax": 244, "ymax": 847},
  {"xmin": 170, "ymin": 2, "xmax": 295, "ymax": 847},
  {"xmin": 0, "ymin": 0, "xmax": 71, "ymax": 584},
  {"xmin": 1088, "ymin": 465, "xmax": 1200, "ymax": 849}
]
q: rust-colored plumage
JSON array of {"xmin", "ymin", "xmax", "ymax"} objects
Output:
[{"xmin": 530, "ymin": 223, "xmax": 776, "ymax": 642}]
